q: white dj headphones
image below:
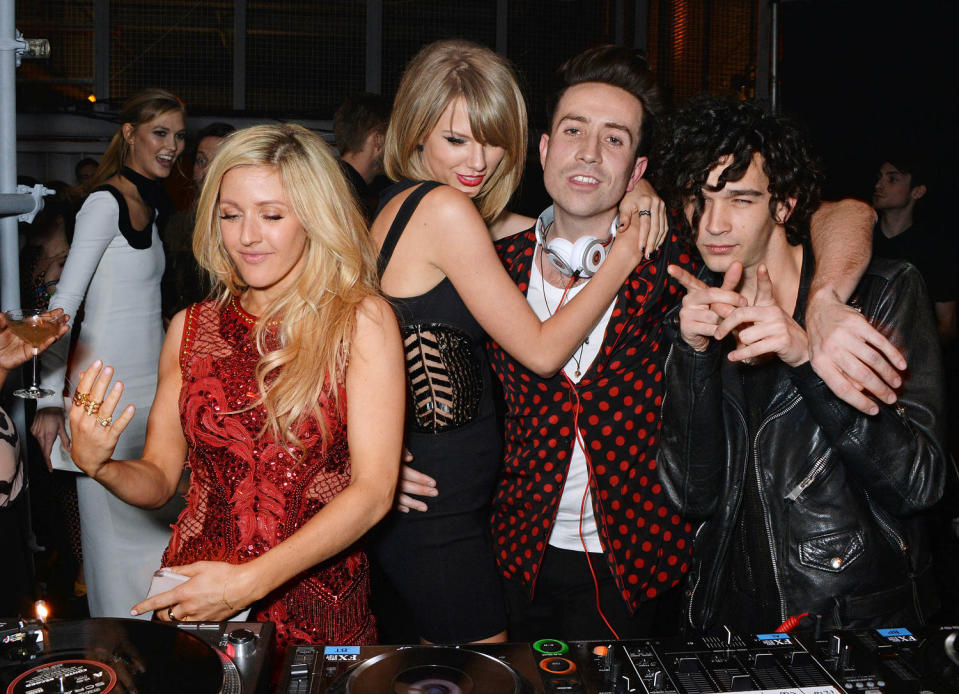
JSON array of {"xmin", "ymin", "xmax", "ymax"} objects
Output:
[{"xmin": 535, "ymin": 220, "xmax": 617, "ymax": 278}]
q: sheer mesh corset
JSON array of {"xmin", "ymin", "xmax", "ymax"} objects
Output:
[{"xmin": 403, "ymin": 322, "xmax": 483, "ymax": 433}]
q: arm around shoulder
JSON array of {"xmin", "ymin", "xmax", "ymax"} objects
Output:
[
  {"xmin": 791, "ymin": 263, "xmax": 949, "ymax": 515},
  {"xmin": 428, "ymin": 187, "xmax": 641, "ymax": 377}
]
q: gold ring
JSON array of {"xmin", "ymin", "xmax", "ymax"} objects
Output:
[
  {"xmin": 73, "ymin": 391, "xmax": 90, "ymax": 407},
  {"xmin": 637, "ymin": 209, "xmax": 652, "ymax": 216},
  {"xmin": 96, "ymin": 416, "xmax": 112, "ymax": 427},
  {"xmin": 84, "ymin": 399, "xmax": 102, "ymax": 416},
  {"xmin": 167, "ymin": 606, "xmax": 179, "ymax": 622}
]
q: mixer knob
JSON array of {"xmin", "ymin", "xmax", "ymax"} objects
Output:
[{"xmin": 226, "ymin": 627, "xmax": 257, "ymax": 658}]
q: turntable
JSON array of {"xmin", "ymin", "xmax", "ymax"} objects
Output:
[
  {"xmin": 280, "ymin": 643, "xmax": 544, "ymax": 694},
  {"xmin": 0, "ymin": 617, "xmax": 273, "ymax": 693}
]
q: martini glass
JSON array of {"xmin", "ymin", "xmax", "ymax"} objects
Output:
[{"xmin": 4, "ymin": 308, "xmax": 67, "ymax": 398}]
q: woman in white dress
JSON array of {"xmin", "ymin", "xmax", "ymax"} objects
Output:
[{"xmin": 32, "ymin": 89, "xmax": 188, "ymax": 618}]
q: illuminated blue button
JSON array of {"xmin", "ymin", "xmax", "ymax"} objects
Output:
[{"xmin": 876, "ymin": 628, "xmax": 912, "ymax": 637}]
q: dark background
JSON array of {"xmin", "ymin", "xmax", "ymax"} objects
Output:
[{"xmin": 780, "ymin": 0, "xmax": 955, "ymax": 214}]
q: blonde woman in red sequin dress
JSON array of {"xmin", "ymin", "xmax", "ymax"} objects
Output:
[{"xmin": 65, "ymin": 124, "xmax": 405, "ymax": 649}]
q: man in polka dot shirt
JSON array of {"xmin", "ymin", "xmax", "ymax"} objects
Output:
[
  {"xmin": 397, "ymin": 47, "xmax": 900, "ymax": 640},
  {"xmin": 483, "ymin": 48, "xmax": 899, "ymax": 641}
]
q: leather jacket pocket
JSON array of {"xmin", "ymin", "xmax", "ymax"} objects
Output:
[{"xmin": 798, "ymin": 528, "xmax": 864, "ymax": 573}]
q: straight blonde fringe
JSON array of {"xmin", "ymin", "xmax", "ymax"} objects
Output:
[
  {"xmin": 193, "ymin": 124, "xmax": 380, "ymax": 449},
  {"xmin": 383, "ymin": 39, "xmax": 527, "ymax": 224}
]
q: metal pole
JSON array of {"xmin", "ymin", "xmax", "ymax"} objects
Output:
[
  {"xmin": 634, "ymin": 0, "xmax": 649, "ymax": 53},
  {"xmin": 614, "ymin": 0, "xmax": 624, "ymax": 46},
  {"xmin": 755, "ymin": 0, "xmax": 773, "ymax": 111},
  {"xmin": 233, "ymin": 0, "xmax": 246, "ymax": 110},
  {"xmin": 0, "ymin": 0, "xmax": 34, "ymax": 594},
  {"xmin": 770, "ymin": 0, "xmax": 779, "ymax": 113},
  {"xmin": 1, "ymin": 0, "xmax": 22, "ymax": 311},
  {"xmin": 496, "ymin": 0, "xmax": 507, "ymax": 56},
  {"xmin": 365, "ymin": 0, "xmax": 382, "ymax": 93},
  {"xmin": 93, "ymin": 0, "xmax": 109, "ymax": 103}
]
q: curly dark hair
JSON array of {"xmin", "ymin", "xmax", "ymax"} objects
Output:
[{"xmin": 655, "ymin": 96, "xmax": 822, "ymax": 245}]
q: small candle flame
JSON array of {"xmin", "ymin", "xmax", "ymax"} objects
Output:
[{"xmin": 34, "ymin": 600, "xmax": 49, "ymax": 622}]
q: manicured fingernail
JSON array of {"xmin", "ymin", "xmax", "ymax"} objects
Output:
[
  {"xmin": 130, "ymin": 609, "xmax": 138, "ymax": 616},
  {"xmin": 112, "ymin": 383, "xmax": 122, "ymax": 391}
]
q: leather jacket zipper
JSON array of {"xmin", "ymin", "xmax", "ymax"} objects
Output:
[
  {"xmin": 752, "ymin": 395, "xmax": 804, "ymax": 624},
  {"xmin": 864, "ymin": 489, "xmax": 908, "ymax": 553},
  {"xmin": 785, "ymin": 450, "xmax": 833, "ymax": 502},
  {"xmin": 686, "ymin": 520, "xmax": 708, "ymax": 630}
]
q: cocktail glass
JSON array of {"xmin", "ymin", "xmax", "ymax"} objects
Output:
[{"xmin": 4, "ymin": 308, "xmax": 67, "ymax": 399}]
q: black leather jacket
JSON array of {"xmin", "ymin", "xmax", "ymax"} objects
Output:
[{"xmin": 660, "ymin": 250, "xmax": 950, "ymax": 632}]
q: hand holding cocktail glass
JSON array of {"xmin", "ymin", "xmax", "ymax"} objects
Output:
[{"xmin": 1, "ymin": 308, "xmax": 69, "ymax": 397}]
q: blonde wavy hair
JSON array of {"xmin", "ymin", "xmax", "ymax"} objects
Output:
[
  {"xmin": 384, "ymin": 39, "xmax": 528, "ymax": 224},
  {"xmin": 193, "ymin": 124, "xmax": 379, "ymax": 447}
]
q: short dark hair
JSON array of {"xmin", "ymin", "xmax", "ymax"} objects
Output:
[
  {"xmin": 74, "ymin": 157, "xmax": 98, "ymax": 177},
  {"xmin": 196, "ymin": 122, "xmax": 235, "ymax": 142},
  {"xmin": 880, "ymin": 151, "xmax": 929, "ymax": 190},
  {"xmin": 333, "ymin": 92, "xmax": 391, "ymax": 156},
  {"xmin": 657, "ymin": 96, "xmax": 822, "ymax": 245},
  {"xmin": 549, "ymin": 45, "xmax": 661, "ymax": 157}
]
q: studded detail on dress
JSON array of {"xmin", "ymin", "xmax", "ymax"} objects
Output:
[
  {"xmin": 403, "ymin": 322, "xmax": 483, "ymax": 433},
  {"xmin": 166, "ymin": 299, "xmax": 375, "ymax": 653}
]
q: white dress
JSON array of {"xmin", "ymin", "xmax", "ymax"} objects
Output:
[{"xmin": 39, "ymin": 189, "xmax": 183, "ymax": 618}]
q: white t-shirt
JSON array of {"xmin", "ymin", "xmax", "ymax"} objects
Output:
[{"xmin": 526, "ymin": 216, "xmax": 618, "ymax": 553}]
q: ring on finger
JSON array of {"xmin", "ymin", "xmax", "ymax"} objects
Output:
[
  {"xmin": 637, "ymin": 209, "xmax": 652, "ymax": 217},
  {"xmin": 84, "ymin": 400, "xmax": 102, "ymax": 416},
  {"xmin": 95, "ymin": 415, "xmax": 112, "ymax": 428},
  {"xmin": 168, "ymin": 606, "xmax": 179, "ymax": 622},
  {"xmin": 73, "ymin": 391, "xmax": 90, "ymax": 407}
]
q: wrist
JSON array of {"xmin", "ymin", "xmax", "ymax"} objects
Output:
[
  {"xmin": 241, "ymin": 556, "xmax": 275, "ymax": 603},
  {"xmin": 607, "ymin": 241, "xmax": 641, "ymax": 274}
]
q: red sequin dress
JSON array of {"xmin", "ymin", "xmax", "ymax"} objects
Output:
[{"xmin": 163, "ymin": 299, "xmax": 375, "ymax": 649}]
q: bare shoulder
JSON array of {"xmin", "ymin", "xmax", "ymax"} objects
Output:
[
  {"xmin": 158, "ymin": 309, "xmax": 188, "ymax": 374},
  {"xmin": 417, "ymin": 184, "xmax": 484, "ymax": 227},
  {"xmin": 166, "ymin": 308, "xmax": 187, "ymax": 342},
  {"xmin": 372, "ymin": 183, "xmax": 479, "ymax": 238},
  {"xmin": 354, "ymin": 295, "xmax": 399, "ymax": 338},
  {"xmin": 489, "ymin": 210, "xmax": 535, "ymax": 241}
]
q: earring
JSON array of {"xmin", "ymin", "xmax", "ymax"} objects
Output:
[{"xmin": 416, "ymin": 144, "xmax": 424, "ymax": 152}]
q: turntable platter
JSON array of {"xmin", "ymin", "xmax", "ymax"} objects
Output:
[
  {"xmin": 329, "ymin": 646, "xmax": 531, "ymax": 694},
  {"xmin": 1, "ymin": 619, "xmax": 222, "ymax": 693}
]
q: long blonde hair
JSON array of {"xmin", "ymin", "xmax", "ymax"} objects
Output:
[
  {"xmin": 384, "ymin": 39, "xmax": 528, "ymax": 224},
  {"xmin": 193, "ymin": 124, "xmax": 379, "ymax": 447},
  {"xmin": 85, "ymin": 88, "xmax": 186, "ymax": 193}
]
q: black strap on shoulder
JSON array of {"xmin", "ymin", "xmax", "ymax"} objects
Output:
[{"xmin": 377, "ymin": 180, "xmax": 442, "ymax": 277}]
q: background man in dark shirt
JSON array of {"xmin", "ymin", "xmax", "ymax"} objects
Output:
[
  {"xmin": 872, "ymin": 155, "xmax": 957, "ymax": 344},
  {"xmin": 333, "ymin": 92, "xmax": 390, "ymax": 222}
]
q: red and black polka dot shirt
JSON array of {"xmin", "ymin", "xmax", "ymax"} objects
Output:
[{"xmin": 488, "ymin": 227, "xmax": 697, "ymax": 613}]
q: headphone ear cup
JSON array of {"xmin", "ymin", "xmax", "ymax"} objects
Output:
[
  {"xmin": 573, "ymin": 236, "xmax": 608, "ymax": 277},
  {"xmin": 545, "ymin": 237, "xmax": 576, "ymax": 276}
]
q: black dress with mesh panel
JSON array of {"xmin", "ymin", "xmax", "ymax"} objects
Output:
[{"xmin": 372, "ymin": 179, "xmax": 507, "ymax": 642}]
